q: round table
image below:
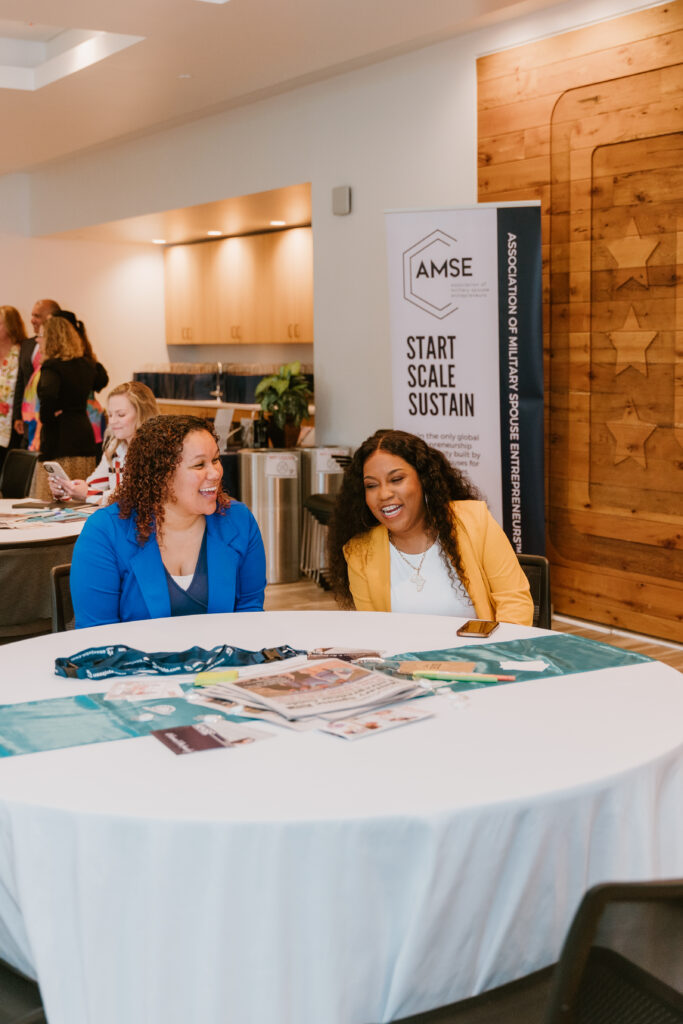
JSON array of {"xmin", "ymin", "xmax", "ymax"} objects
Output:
[
  {"xmin": 0, "ymin": 499, "xmax": 88, "ymax": 636},
  {"xmin": 0, "ymin": 611, "xmax": 680, "ymax": 1024},
  {"xmin": 0, "ymin": 498, "xmax": 88, "ymax": 544}
]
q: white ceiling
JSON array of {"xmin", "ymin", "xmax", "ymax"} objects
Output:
[{"xmin": 0, "ymin": 0, "xmax": 566, "ymax": 179}]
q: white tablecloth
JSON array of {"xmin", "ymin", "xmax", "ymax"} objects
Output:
[
  {"xmin": 0, "ymin": 498, "xmax": 87, "ymax": 545},
  {"xmin": 0, "ymin": 611, "xmax": 680, "ymax": 1024}
]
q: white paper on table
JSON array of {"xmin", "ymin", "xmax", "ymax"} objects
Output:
[
  {"xmin": 499, "ymin": 660, "xmax": 548, "ymax": 672},
  {"xmin": 104, "ymin": 679, "xmax": 185, "ymax": 701}
]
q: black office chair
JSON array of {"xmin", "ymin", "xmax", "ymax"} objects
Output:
[
  {"xmin": 0, "ymin": 451, "xmax": 38, "ymax": 499},
  {"xmin": 50, "ymin": 563, "xmax": 74, "ymax": 632},
  {"xmin": 0, "ymin": 957, "xmax": 46, "ymax": 1023},
  {"xmin": 301, "ymin": 493, "xmax": 337, "ymax": 589},
  {"xmin": 518, "ymin": 553, "xmax": 551, "ymax": 629},
  {"xmin": 393, "ymin": 880, "xmax": 683, "ymax": 1024},
  {"xmin": 545, "ymin": 879, "xmax": 683, "ymax": 1024},
  {"xmin": 305, "ymin": 492, "xmax": 336, "ymax": 528}
]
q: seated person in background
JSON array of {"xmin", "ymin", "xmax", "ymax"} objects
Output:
[
  {"xmin": 71, "ymin": 415, "xmax": 266, "ymax": 627},
  {"xmin": 47, "ymin": 381, "xmax": 159, "ymax": 504},
  {"xmin": 327, "ymin": 429, "xmax": 533, "ymax": 625}
]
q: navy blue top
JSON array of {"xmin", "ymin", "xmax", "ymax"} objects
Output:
[{"xmin": 165, "ymin": 529, "xmax": 209, "ymax": 616}]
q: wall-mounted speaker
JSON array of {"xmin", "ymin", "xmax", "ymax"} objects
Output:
[{"xmin": 332, "ymin": 186, "xmax": 352, "ymax": 216}]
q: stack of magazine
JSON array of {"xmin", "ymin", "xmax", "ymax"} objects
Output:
[{"xmin": 190, "ymin": 657, "xmax": 423, "ymax": 730}]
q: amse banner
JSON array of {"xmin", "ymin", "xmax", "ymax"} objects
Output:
[{"xmin": 385, "ymin": 204, "xmax": 545, "ymax": 554}]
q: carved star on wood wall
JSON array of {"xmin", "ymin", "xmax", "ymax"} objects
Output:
[
  {"xmin": 605, "ymin": 218, "xmax": 660, "ymax": 288},
  {"xmin": 607, "ymin": 306, "xmax": 658, "ymax": 375},
  {"xmin": 605, "ymin": 400, "xmax": 657, "ymax": 468}
]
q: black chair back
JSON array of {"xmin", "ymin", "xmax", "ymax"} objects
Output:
[
  {"xmin": 0, "ymin": 956, "xmax": 46, "ymax": 1023},
  {"xmin": 0, "ymin": 450, "xmax": 38, "ymax": 499},
  {"xmin": 518, "ymin": 553, "xmax": 551, "ymax": 629},
  {"xmin": 544, "ymin": 879, "xmax": 683, "ymax": 1024},
  {"xmin": 51, "ymin": 563, "xmax": 75, "ymax": 632},
  {"xmin": 304, "ymin": 493, "xmax": 336, "ymax": 527}
]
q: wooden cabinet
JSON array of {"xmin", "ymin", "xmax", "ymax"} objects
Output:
[
  {"xmin": 265, "ymin": 227, "xmax": 314, "ymax": 343},
  {"xmin": 164, "ymin": 227, "xmax": 313, "ymax": 345},
  {"xmin": 164, "ymin": 242, "xmax": 213, "ymax": 345}
]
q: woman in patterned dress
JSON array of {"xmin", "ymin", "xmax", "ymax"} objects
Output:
[{"xmin": 0, "ymin": 306, "xmax": 27, "ymax": 473}]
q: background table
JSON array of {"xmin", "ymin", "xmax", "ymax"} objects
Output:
[
  {"xmin": 0, "ymin": 499, "xmax": 88, "ymax": 545},
  {"xmin": 0, "ymin": 611, "xmax": 680, "ymax": 1024},
  {"xmin": 0, "ymin": 499, "xmax": 87, "ymax": 638}
]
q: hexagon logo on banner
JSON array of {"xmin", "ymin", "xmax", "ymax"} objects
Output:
[{"xmin": 402, "ymin": 230, "xmax": 461, "ymax": 319}]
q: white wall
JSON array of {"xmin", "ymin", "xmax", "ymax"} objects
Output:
[
  {"xmin": 0, "ymin": 234, "xmax": 167, "ymax": 395},
  {"xmin": 0, "ymin": 0, "xmax": 657, "ymax": 444}
]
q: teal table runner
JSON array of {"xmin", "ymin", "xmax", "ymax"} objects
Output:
[
  {"xmin": 388, "ymin": 633, "xmax": 654, "ymax": 693},
  {"xmin": 0, "ymin": 635, "xmax": 656, "ymax": 756},
  {"xmin": 0, "ymin": 689, "xmax": 242, "ymax": 758}
]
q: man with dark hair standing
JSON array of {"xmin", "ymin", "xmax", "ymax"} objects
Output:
[{"xmin": 13, "ymin": 297, "xmax": 61, "ymax": 445}]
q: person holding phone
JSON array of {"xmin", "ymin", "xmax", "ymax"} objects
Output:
[
  {"xmin": 47, "ymin": 381, "xmax": 159, "ymax": 504},
  {"xmin": 327, "ymin": 429, "xmax": 533, "ymax": 626},
  {"xmin": 70, "ymin": 415, "xmax": 266, "ymax": 627}
]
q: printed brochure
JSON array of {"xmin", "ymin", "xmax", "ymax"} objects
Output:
[{"xmin": 198, "ymin": 658, "xmax": 421, "ymax": 721}]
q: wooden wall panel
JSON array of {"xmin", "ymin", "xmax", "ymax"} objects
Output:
[{"xmin": 477, "ymin": 2, "xmax": 683, "ymax": 641}]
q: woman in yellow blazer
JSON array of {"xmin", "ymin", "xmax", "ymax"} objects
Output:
[{"xmin": 328, "ymin": 429, "xmax": 533, "ymax": 626}]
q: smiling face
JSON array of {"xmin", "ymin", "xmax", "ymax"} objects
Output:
[
  {"xmin": 107, "ymin": 394, "xmax": 138, "ymax": 444},
  {"xmin": 362, "ymin": 449, "xmax": 427, "ymax": 540},
  {"xmin": 166, "ymin": 430, "xmax": 223, "ymax": 518}
]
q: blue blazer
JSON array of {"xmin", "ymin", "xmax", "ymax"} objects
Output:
[{"xmin": 71, "ymin": 500, "xmax": 266, "ymax": 628}]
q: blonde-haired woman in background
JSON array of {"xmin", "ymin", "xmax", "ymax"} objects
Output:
[
  {"xmin": 32, "ymin": 316, "xmax": 108, "ymax": 499},
  {"xmin": 0, "ymin": 306, "xmax": 27, "ymax": 473},
  {"xmin": 48, "ymin": 381, "xmax": 159, "ymax": 504}
]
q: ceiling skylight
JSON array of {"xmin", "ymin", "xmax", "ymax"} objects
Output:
[{"xmin": 0, "ymin": 21, "xmax": 143, "ymax": 91}]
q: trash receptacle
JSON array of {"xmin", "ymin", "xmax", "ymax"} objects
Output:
[{"xmin": 239, "ymin": 449, "xmax": 301, "ymax": 584}]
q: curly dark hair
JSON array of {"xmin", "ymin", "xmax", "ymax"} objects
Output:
[
  {"xmin": 327, "ymin": 429, "xmax": 479, "ymax": 607},
  {"xmin": 116, "ymin": 415, "xmax": 229, "ymax": 543}
]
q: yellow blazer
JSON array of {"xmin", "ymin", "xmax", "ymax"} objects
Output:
[{"xmin": 343, "ymin": 500, "xmax": 534, "ymax": 626}]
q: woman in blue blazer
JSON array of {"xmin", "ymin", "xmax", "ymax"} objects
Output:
[{"xmin": 71, "ymin": 415, "xmax": 266, "ymax": 627}]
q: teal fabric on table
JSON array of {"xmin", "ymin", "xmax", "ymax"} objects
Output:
[
  {"xmin": 0, "ymin": 690, "xmax": 243, "ymax": 758},
  {"xmin": 385, "ymin": 633, "xmax": 654, "ymax": 693}
]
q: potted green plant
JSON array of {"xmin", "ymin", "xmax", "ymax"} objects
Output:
[{"xmin": 254, "ymin": 361, "xmax": 313, "ymax": 448}]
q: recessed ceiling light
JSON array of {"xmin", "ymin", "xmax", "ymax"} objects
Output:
[
  {"xmin": 152, "ymin": 238, "xmax": 166, "ymax": 245},
  {"xmin": 178, "ymin": 73, "xmax": 192, "ymax": 79},
  {"xmin": 207, "ymin": 230, "xmax": 222, "ymax": 236},
  {"xmin": 195, "ymin": 0, "xmax": 231, "ymax": 4},
  {"xmin": 270, "ymin": 220, "xmax": 286, "ymax": 227}
]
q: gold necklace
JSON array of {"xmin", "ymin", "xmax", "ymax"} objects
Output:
[{"xmin": 389, "ymin": 536, "xmax": 434, "ymax": 593}]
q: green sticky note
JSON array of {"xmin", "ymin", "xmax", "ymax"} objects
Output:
[{"xmin": 194, "ymin": 669, "xmax": 239, "ymax": 687}]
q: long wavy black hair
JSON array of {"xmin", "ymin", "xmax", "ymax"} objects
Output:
[{"xmin": 327, "ymin": 429, "xmax": 479, "ymax": 608}]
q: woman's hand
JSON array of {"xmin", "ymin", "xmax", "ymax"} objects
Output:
[{"xmin": 48, "ymin": 477, "xmax": 89, "ymax": 502}]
